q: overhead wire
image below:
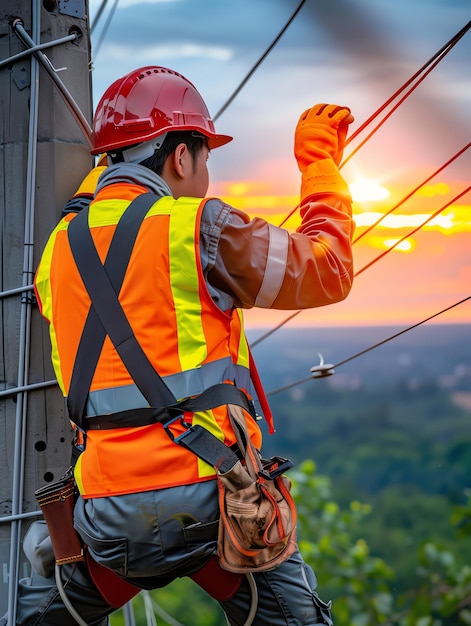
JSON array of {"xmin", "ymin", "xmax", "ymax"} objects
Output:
[
  {"xmin": 355, "ymin": 184, "xmax": 470, "ymax": 277},
  {"xmin": 278, "ymin": 141, "xmax": 470, "ymax": 245},
  {"xmin": 341, "ymin": 20, "xmax": 471, "ymax": 168},
  {"xmin": 266, "ymin": 295, "xmax": 471, "ymax": 397},
  {"xmin": 251, "ymin": 20, "xmax": 471, "ymax": 348},
  {"xmin": 275, "ymin": 20, "xmax": 471, "ymax": 228},
  {"xmin": 213, "ymin": 0, "xmax": 306, "ymax": 121},
  {"xmin": 262, "ymin": 185, "xmax": 471, "ymax": 396},
  {"xmin": 92, "ymin": 0, "xmax": 119, "ymax": 59},
  {"xmin": 90, "ymin": 0, "xmax": 111, "ymax": 35},
  {"xmin": 353, "ymin": 141, "xmax": 471, "ymax": 244},
  {"xmin": 251, "ymin": 182, "xmax": 470, "ymax": 348}
]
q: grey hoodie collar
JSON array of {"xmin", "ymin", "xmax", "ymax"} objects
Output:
[{"xmin": 95, "ymin": 163, "xmax": 173, "ymax": 198}]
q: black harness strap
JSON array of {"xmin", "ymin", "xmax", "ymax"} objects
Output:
[
  {"xmin": 168, "ymin": 424, "xmax": 240, "ymax": 474},
  {"xmin": 83, "ymin": 383, "xmax": 255, "ymax": 430},
  {"xmin": 67, "ymin": 193, "xmax": 175, "ymax": 425},
  {"xmin": 66, "ymin": 192, "xmax": 255, "ymax": 472},
  {"xmin": 67, "ymin": 193, "xmax": 160, "ymax": 424}
]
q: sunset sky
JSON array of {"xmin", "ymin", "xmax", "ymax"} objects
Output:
[{"xmin": 88, "ymin": 0, "xmax": 471, "ymax": 329}]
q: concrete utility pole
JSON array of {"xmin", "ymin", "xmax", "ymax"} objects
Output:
[{"xmin": 0, "ymin": 0, "xmax": 93, "ymax": 619}]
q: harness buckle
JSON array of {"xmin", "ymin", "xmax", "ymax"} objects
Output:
[
  {"xmin": 258, "ymin": 456, "xmax": 294, "ymax": 480},
  {"xmin": 163, "ymin": 412, "xmax": 192, "ymax": 442}
]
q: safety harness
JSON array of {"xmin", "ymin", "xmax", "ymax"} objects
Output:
[
  {"xmin": 64, "ymin": 192, "xmax": 263, "ymax": 620},
  {"xmin": 67, "ymin": 192, "xmax": 258, "ymax": 469}
]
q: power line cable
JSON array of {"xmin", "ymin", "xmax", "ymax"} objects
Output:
[
  {"xmin": 256, "ymin": 17, "xmax": 471, "ymax": 343},
  {"xmin": 92, "ymin": 0, "xmax": 119, "ymax": 59},
  {"xmin": 341, "ymin": 20, "xmax": 471, "ymax": 162},
  {"xmin": 251, "ymin": 311, "xmax": 301, "ymax": 348},
  {"xmin": 251, "ymin": 184, "xmax": 470, "ymax": 347},
  {"xmin": 213, "ymin": 0, "xmax": 306, "ymax": 121},
  {"xmin": 355, "ymin": 185, "xmax": 470, "ymax": 277},
  {"xmin": 353, "ymin": 141, "xmax": 471, "ymax": 244},
  {"xmin": 279, "ymin": 139, "xmax": 469, "ymax": 231},
  {"xmin": 90, "ymin": 0, "xmax": 110, "ymax": 35},
  {"xmin": 278, "ymin": 22, "xmax": 470, "ymax": 229},
  {"xmin": 278, "ymin": 202, "xmax": 300, "ymax": 228},
  {"xmin": 266, "ymin": 295, "xmax": 471, "ymax": 397}
]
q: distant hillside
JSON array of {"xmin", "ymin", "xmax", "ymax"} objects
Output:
[
  {"xmin": 246, "ymin": 323, "xmax": 471, "ymax": 393},
  {"xmin": 246, "ymin": 323, "xmax": 471, "ymax": 500}
]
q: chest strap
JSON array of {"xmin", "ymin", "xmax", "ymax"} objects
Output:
[{"xmin": 82, "ymin": 383, "xmax": 255, "ymax": 430}]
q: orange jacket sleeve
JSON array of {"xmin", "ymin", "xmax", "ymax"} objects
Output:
[{"xmin": 207, "ymin": 193, "xmax": 354, "ymax": 311}]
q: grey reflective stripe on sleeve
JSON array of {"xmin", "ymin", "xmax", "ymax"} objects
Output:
[{"xmin": 254, "ymin": 224, "xmax": 289, "ymax": 308}]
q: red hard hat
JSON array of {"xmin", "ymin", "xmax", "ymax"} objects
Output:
[{"xmin": 91, "ymin": 66, "xmax": 232, "ymax": 155}]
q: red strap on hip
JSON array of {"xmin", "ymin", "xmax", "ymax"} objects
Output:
[
  {"xmin": 86, "ymin": 551, "xmax": 139, "ymax": 609},
  {"xmin": 249, "ymin": 345, "xmax": 275, "ymax": 434},
  {"xmin": 86, "ymin": 552, "xmax": 242, "ymax": 607},
  {"xmin": 190, "ymin": 555, "xmax": 243, "ymax": 601}
]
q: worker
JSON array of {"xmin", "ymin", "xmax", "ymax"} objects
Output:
[{"xmin": 5, "ymin": 65, "xmax": 354, "ymax": 625}]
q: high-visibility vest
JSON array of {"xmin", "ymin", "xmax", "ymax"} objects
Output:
[{"xmin": 35, "ymin": 183, "xmax": 262, "ymax": 497}]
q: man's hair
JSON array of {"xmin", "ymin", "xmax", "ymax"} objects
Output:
[{"xmin": 139, "ymin": 131, "xmax": 208, "ymax": 175}]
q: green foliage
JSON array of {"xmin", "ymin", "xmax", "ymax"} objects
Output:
[
  {"xmin": 263, "ymin": 378, "xmax": 471, "ymax": 598},
  {"xmin": 291, "ymin": 460, "xmax": 395, "ymax": 625},
  {"xmin": 109, "ymin": 464, "xmax": 471, "ymax": 625},
  {"xmin": 292, "ymin": 460, "xmax": 471, "ymax": 626}
]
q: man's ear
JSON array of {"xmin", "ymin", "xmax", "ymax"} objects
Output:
[{"xmin": 172, "ymin": 143, "xmax": 189, "ymax": 179}]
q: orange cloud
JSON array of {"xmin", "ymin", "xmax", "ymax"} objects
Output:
[
  {"xmin": 354, "ymin": 206, "xmax": 471, "ymax": 235},
  {"xmin": 418, "ymin": 182, "xmax": 450, "ymax": 197}
]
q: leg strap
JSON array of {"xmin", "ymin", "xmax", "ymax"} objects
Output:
[
  {"xmin": 86, "ymin": 552, "xmax": 139, "ymax": 609},
  {"xmin": 189, "ymin": 556, "xmax": 243, "ymax": 601},
  {"xmin": 86, "ymin": 551, "xmax": 243, "ymax": 608}
]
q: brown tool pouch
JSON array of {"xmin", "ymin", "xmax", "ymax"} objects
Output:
[
  {"xmin": 217, "ymin": 405, "xmax": 297, "ymax": 573},
  {"xmin": 34, "ymin": 467, "xmax": 85, "ymax": 565}
]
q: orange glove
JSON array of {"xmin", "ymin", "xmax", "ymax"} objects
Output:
[{"xmin": 294, "ymin": 103, "xmax": 354, "ymax": 201}]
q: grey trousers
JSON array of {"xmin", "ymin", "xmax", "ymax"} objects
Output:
[{"xmin": 5, "ymin": 481, "xmax": 333, "ymax": 625}]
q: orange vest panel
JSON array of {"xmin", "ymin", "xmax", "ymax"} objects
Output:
[{"xmin": 35, "ymin": 187, "xmax": 262, "ymax": 497}]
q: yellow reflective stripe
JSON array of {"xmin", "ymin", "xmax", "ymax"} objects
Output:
[
  {"xmin": 169, "ymin": 197, "xmax": 207, "ymax": 371},
  {"xmin": 35, "ymin": 220, "xmax": 69, "ymax": 321},
  {"xmin": 235, "ymin": 309, "xmax": 250, "ymax": 368},
  {"xmin": 147, "ymin": 194, "xmax": 174, "ymax": 216},
  {"xmin": 87, "ymin": 195, "xmax": 170, "ymax": 228},
  {"xmin": 35, "ymin": 220, "xmax": 70, "ymax": 394},
  {"xmin": 86, "ymin": 198, "xmax": 131, "ymax": 227},
  {"xmin": 74, "ymin": 454, "xmax": 85, "ymax": 495},
  {"xmin": 192, "ymin": 410, "xmax": 221, "ymax": 478}
]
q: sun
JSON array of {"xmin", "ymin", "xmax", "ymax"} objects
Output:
[{"xmin": 350, "ymin": 179, "xmax": 390, "ymax": 202}]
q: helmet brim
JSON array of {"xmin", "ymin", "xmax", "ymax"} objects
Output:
[
  {"xmin": 207, "ymin": 133, "xmax": 233, "ymax": 150},
  {"xmin": 91, "ymin": 127, "xmax": 233, "ymax": 155}
]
